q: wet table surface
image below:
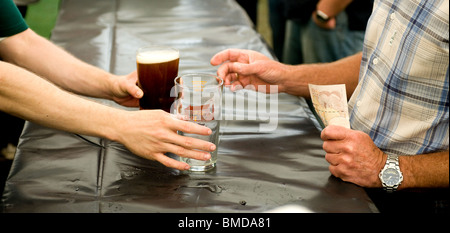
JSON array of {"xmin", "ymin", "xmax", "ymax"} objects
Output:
[{"xmin": 1, "ymin": 0, "xmax": 377, "ymax": 213}]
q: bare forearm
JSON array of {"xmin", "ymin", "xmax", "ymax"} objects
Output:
[
  {"xmin": 282, "ymin": 52, "xmax": 361, "ymax": 98},
  {"xmin": 0, "ymin": 61, "xmax": 120, "ymax": 140},
  {"xmin": 399, "ymin": 151, "xmax": 449, "ymax": 189},
  {"xmin": 0, "ymin": 29, "xmax": 114, "ymax": 99}
]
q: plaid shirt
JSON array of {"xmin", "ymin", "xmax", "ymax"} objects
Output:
[{"xmin": 348, "ymin": 0, "xmax": 449, "ymax": 156}]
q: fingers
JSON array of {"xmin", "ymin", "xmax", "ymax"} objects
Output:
[
  {"xmin": 166, "ymin": 114, "xmax": 216, "ymax": 158},
  {"xmin": 153, "ymin": 153, "xmax": 191, "ymax": 171},
  {"xmin": 210, "ymin": 49, "xmax": 249, "ymax": 66},
  {"xmin": 216, "ymin": 62, "xmax": 259, "ymax": 91},
  {"xmin": 320, "ymin": 125, "xmax": 349, "ymax": 141},
  {"xmin": 168, "ymin": 118, "xmax": 216, "ymax": 151},
  {"xmin": 211, "ymin": 49, "xmax": 251, "ymax": 87},
  {"xmin": 210, "ymin": 49, "xmax": 229, "ymax": 66},
  {"xmin": 216, "ymin": 62, "xmax": 242, "ymax": 86},
  {"xmin": 325, "ymin": 151, "xmax": 354, "ymax": 182},
  {"xmin": 164, "ymin": 141, "xmax": 213, "ymax": 160},
  {"xmin": 144, "ymin": 131, "xmax": 215, "ymax": 171},
  {"xmin": 148, "ymin": 132, "xmax": 215, "ymax": 171},
  {"xmin": 328, "ymin": 164, "xmax": 342, "ymax": 180},
  {"xmin": 168, "ymin": 131, "xmax": 216, "ymax": 153},
  {"xmin": 321, "ymin": 126, "xmax": 348, "ymax": 157},
  {"xmin": 322, "ymin": 125, "xmax": 347, "ymax": 173},
  {"xmin": 325, "ymin": 152, "xmax": 346, "ymax": 166},
  {"xmin": 170, "ymin": 117, "xmax": 213, "ymax": 136}
]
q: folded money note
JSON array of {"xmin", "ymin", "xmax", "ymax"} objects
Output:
[{"xmin": 308, "ymin": 84, "xmax": 350, "ymax": 129}]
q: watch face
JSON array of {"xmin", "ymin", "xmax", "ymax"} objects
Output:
[{"xmin": 382, "ymin": 168, "xmax": 400, "ymax": 186}]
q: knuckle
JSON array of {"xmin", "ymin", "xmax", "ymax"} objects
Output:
[
  {"xmin": 342, "ymin": 143, "xmax": 355, "ymax": 154},
  {"xmin": 181, "ymin": 122, "xmax": 192, "ymax": 133},
  {"xmin": 154, "ymin": 154, "xmax": 182, "ymax": 170},
  {"xmin": 159, "ymin": 131, "xmax": 170, "ymax": 141},
  {"xmin": 322, "ymin": 141, "xmax": 328, "ymax": 151},
  {"xmin": 159, "ymin": 158, "xmax": 175, "ymax": 169},
  {"xmin": 324, "ymin": 153, "xmax": 332, "ymax": 163},
  {"xmin": 341, "ymin": 156, "xmax": 353, "ymax": 165},
  {"xmin": 204, "ymin": 143, "xmax": 214, "ymax": 151},
  {"xmin": 184, "ymin": 138, "xmax": 193, "ymax": 148},
  {"xmin": 159, "ymin": 118, "xmax": 169, "ymax": 127},
  {"xmin": 155, "ymin": 129, "xmax": 170, "ymax": 141},
  {"xmin": 329, "ymin": 165, "xmax": 340, "ymax": 177},
  {"xmin": 175, "ymin": 147, "xmax": 187, "ymax": 156}
]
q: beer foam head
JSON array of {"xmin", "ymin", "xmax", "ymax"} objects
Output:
[{"xmin": 137, "ymin": 50, "xmax": 179, "ymax": 64}]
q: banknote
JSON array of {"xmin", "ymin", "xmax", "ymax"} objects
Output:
[{"xmin": 308, "ymin": 84, "xmax": 350, "ymax": 129}]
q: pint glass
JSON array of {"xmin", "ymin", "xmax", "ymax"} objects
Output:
[
  {"xmin": 174, "ymin": 73, "xmax": 223, "ymax": 171},
  {"xmin": 136, "ymin": 45, "xmax": 179, "ymax": 111}
]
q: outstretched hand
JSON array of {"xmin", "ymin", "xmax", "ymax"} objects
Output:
[{"xmin": 210, "ymin": 49, "xmax": 286, "ymax": 93}]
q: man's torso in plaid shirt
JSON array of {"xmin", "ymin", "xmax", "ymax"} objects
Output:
[{"xmin": 349, "ymin": 0, "xmax": 449, "ymax": 156}]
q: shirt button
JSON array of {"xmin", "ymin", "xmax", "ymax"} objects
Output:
[
  {"xmin": 373, "ymin": 57, "xmax": 379, "ymax": 65},
  {"xmin": 389, "ymin": 30, "xmax": 398, "ymax": 46},
  {"xmin": 390, "ymin": 13, "xmax": 396, "ymax": 20},
  {"xmin": 357, "ymin": 100, "xmax": 363, "ymax": 107}
]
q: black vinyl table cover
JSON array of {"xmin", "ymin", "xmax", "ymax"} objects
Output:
[{"xmin": 1, "ymin": 0, "xmax": 378, "ymax": 213}]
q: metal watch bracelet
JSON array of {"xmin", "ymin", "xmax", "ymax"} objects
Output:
[
  {"xmin": 316, "ymin": 10, "xmax": 330, "ymax": 23},
  {"xmin": 382, "ymin": 154, "xmax": 403, "ymax": 192}
]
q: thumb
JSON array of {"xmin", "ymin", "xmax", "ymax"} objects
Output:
[
  {"xmin": 130, "ymin": 84, "xmax": 143, "ymax": 98},
  {"xmin": 125, "ymin": 72, "xmax": 143, "ymax": 98}
]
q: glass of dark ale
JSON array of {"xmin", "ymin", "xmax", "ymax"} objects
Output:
[{"xmin": 136, "ymin": 45, "xmax": 179, "ymax": 112}]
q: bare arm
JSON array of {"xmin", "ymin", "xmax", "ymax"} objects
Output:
[
  {"xmin": 399, "ymin": 151, "xmax": 449, "ymax": 189},
  {"xmin": 0, "ymin": 60, "xmax": 119, "ymax": 138},
  {"xmin": 211, "ymin": 49, "xmax": 361, "ymax": 98},
  {"xmin": 0, "ymin": 61, "xmax": 215, "ymax": 170},
  {"xmin": 0, "ymin": 29, "xmax": 141, "ymax": 101},
  {"xmin": 282, "ymin": 52, "xmax": 361, "ymax": 99}
]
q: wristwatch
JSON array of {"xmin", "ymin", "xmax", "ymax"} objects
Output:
[
  {"xmin": 315, "ymin": 10, "xmax": 330, "ymax": 23},
  {"xmin": 379, "ymin": 154, "xmax": 403, "ymax": 193}
]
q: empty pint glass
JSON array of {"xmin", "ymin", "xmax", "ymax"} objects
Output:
[
  {"xmin": 173, "ymin": 73, "xmax": 223, "ymax": 171},
  {"xmin": 136, "ymin": 45, "xmax": 179, "ymax": 112}
]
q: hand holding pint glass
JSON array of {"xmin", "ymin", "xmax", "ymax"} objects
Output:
[{"xmin": 174, "ymin": 73, "xmax": 223, "ymax": 171}]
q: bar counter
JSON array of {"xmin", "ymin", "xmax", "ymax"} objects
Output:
[{"xmin": 1, "ymin": 0, "xmax": 377, "ymax": 213}]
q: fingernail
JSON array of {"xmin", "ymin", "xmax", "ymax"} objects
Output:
[
  {"xmin": 184, "ymin": 164, "xmax": 190, "ymax": 170},
  {"xmin": 210, "ymin": 144, "xmax": 216, "ymax": 151},
  {"xmin": 208, "ymin": 129, "xmax": 212, "ymax": 134},
  {"xmin": 136, "ymin": 89, "xmax": 143, "ymax": 97},
  {"xmin": 204, "ymin": 153, "xmax": 211, "ymax": 160}
]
